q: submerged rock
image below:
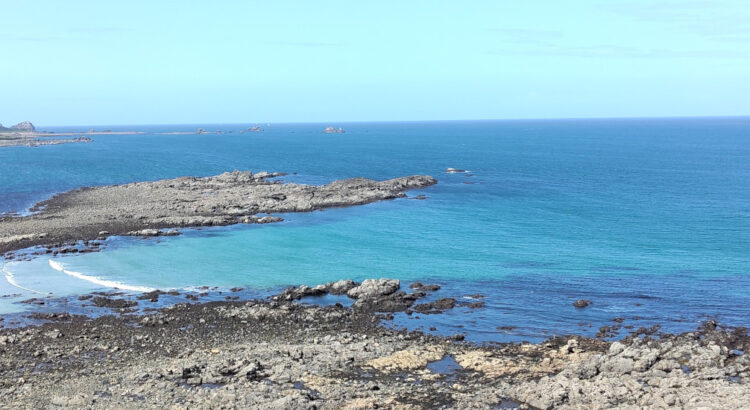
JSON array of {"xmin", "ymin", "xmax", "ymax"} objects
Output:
[
  {"xmin": 413, "ymin": 298, "xmax": 457, "ymax": 314},
  {"xmin": 573, "ymin": 299, "xmax": 592, "ymax": 308}
]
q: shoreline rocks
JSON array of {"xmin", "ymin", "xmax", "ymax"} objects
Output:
[{"xmin": 0, "ymin": 279, "xmax": 747, "ymax": 409}]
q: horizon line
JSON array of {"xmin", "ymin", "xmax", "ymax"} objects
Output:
[{"xmin": 27, "ymin": 114, "xmax": 750, "ymax": 129}]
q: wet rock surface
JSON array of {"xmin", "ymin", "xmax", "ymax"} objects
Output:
[
  {"xmin": 0, "ymin": 280, "xmax": 747, "ymax": 409},
  {"xmin": 0, "ymin": 171, "xmax": 437, "ymax": 254}
]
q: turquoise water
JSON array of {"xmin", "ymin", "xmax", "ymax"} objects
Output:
[{"xmin": 1, "ymin": 119, "xmax": 749, "ymax": 341}]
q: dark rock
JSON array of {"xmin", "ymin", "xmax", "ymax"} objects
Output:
[
  {"xmin": 354, "ymin": 291, "xmax": 416, "ymax": 313},
  {"xmin": 413, "ymin": 298, "xmax": 457, "ymax": 314},
  {"xmin": 137, "ymin": 290, "xmax": 166, "ymax": 302},
  {"xmin": 409, "ymin": 282, "xmax": 441, "ymax": 292},
  {"xmin": 573, "ymin": 299, "xmax": 592, "ymax": 308},
  {"xmin": 464, "ymin": 301, "xmax": 485, "ymax": 309},
  {"xmin": 91, "ymin": 297, "xmax": 137, "ymax": 309}
]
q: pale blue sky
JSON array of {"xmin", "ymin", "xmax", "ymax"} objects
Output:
[{"xmin": 1, "ymin": 0, "xmax": 749, "ymax": 126}]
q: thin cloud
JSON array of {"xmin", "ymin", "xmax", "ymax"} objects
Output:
[
  {"xmin": 600, "ymin": 0, "xmax": 750, "ymax": 42},
  {"xmin": 491, "ymin": 43, "xmax": 750, "ymax": 59}
]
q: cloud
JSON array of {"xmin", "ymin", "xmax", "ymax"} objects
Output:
[
  {"xmin": 491, "ymin": 43, "xmax": 750, "ymax": 59},
  {"xmin": 600, "ymin": 0, "xmax": 750, "ymax": 42}
]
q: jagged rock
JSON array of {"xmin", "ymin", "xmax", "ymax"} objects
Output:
[
  {"xmin": 10, "ymin": 121, "xmax": 35, "ymax": 132},
  {"xmin": 347, "ymin": 279, "xmax": 400, "ymax": 299},
  {"xmin": 326, "ymin": 279, "xmax": 358, "ymax": 295}
]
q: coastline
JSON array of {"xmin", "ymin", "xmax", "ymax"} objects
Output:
[
  {"xmin": 0, "ymin": 278, "xmax": 747, "ymax": 408},
  {"xmin": 0, "ymin": 136, "xmax": 93, "ymax": 148},
  {"xmin": 0, "ymin": 171, "xmax": 437, "ymax": 255}
]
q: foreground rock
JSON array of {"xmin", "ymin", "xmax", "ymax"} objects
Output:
[
  {"xmin": 0, "ymin": 171, "xmax": 437, "ymax": 253},
  {"xmin": 0, "ymin": 282, "xmax": 747, "ymax": 409}
]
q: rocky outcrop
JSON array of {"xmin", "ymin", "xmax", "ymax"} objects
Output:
[
  {"xmin": 240, "ymin": 126, "xmax": 264, "ymax": 133},
  {"xmin": 10, "ymin": 121, "xmax": 35, "ymax": 132},
  {"xmin": 0, "ymin": 136, "xmax": 92, "ymax": 148},
  {"xmin": 346, "ymin": 279, "xmax": 400, "ymax": 299},
  {"xmin": 510, "ymin": 328, "xmax": 750, "ymax": 409},
  {"xmin": 0, "ymin": 171, "xmax": 437, "ymax": 253}
]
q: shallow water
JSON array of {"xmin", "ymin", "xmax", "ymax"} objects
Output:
[{"xmin": 1, "ymin": 118, "xmax": 749, "ymax": 342}]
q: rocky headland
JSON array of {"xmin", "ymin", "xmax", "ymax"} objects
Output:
[
  {"xmin": 0, "ymin": 278, "xmax": 747, "ymax": 409},
  {"xmin": 0, "ymin": 171, "xmax": 437, "ymax": 254}
]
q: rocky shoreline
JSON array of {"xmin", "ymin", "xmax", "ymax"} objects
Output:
[
  {"xmin": 0, "ymin": 278, "xmax": 747, "ymax": 409},
  {"xmin": 0, "ymin": 171, "xmax": 437, "ymax": 255},
  {"xmin": 0, "ymin": 136, "xmax": 93, "ymax": 148}
]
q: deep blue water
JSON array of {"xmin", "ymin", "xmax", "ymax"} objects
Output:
[{"xmin": 1, "ymin": 118, "xmax": 749, "ymax": 342}]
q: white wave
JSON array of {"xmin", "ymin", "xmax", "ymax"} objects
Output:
[
  {"xmin": 49, "ymin": 259, "xmax": 155, "ymax": 293},
  {"xmin": 1, "ymin": 263, "xmax": 46, "ymax": 295}
]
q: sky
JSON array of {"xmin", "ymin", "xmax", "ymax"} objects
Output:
[{"xmin": 1, "ymin": 0, "xmax": 749, "ymax": 126}]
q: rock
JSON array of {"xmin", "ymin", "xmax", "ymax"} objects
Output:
[
  {"xmin": 276, "ymin": 285, "xmax": 327, "ymax": 301},
  {"xmin": 326, "ymin": 279, "xmax": 358, "ymax": 295},
  {"xmin": 9, "ymin": 121, "xmax": 35, "ymax": 132},
  {"xmin": 413, "ymin": 298, "xmax": 457, "ymax": 314},
  {"xmin": 353, "ymin": 291, "xmax": 418, "ymax": 312},
  {"xmin": 409, "ymin": 282, "xmax": 441, "ymax": 291},
  {"xmin": 125, "ymin": 229, "xmax": 180, "ymax": 237},
  {"xmin": 573, "ymin": 299, "xmax": 592, "ymax": 308},
  {"xmin": 347, "ymin": 279, "xmax": 400, "ymax": 299},
  {"xmin": 91, "ymin": 297, "xmax": 137, "ymax": 309},
  {"xmin": 242, "ymin": 215, "xmax": 284, "ymax": 224},
  {"xmin": 445, "ymin": 167, "xmax": 467, "ymax": 173}
]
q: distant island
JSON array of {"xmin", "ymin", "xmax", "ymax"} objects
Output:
[
  {"xmin": 0, "ymin": 121, "xmax": 36, "ymax": 133},
  {"xmin": 323, "ymin": 126, "xmax": 345, "ymax": 133},
  {"xmin": 241, "ymin": 126, "xmax": 264, "ymax": 133},
  {"xmin": 0, "ymin": 120, "xmax": 145, "ymax": 148}
]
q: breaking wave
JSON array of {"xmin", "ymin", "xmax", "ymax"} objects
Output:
[{"xmin": 48, "ymin": 259, "xmax": 154, "ymax": 293}]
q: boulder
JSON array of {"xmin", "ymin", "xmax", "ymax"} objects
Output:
[
  {"xmin": 573, "ymin": 299, "xmax": 592, "ymax": 308},
  {"xmin": 347, "ymin": 279, "xmax": 400, "ymax": 299}
]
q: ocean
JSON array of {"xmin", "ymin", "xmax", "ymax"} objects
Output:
[{"xmin": 1, "ymin": 118, "xmax": 749, "ymax": 342}]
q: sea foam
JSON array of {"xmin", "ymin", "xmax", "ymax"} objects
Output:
[
  {"xmin": 49, "ymin": 259, "xmax": 155, "ymax": 293},
  {"xmin": 1, "ymin": 263, "xmax": 46, "ymax": 295}
]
